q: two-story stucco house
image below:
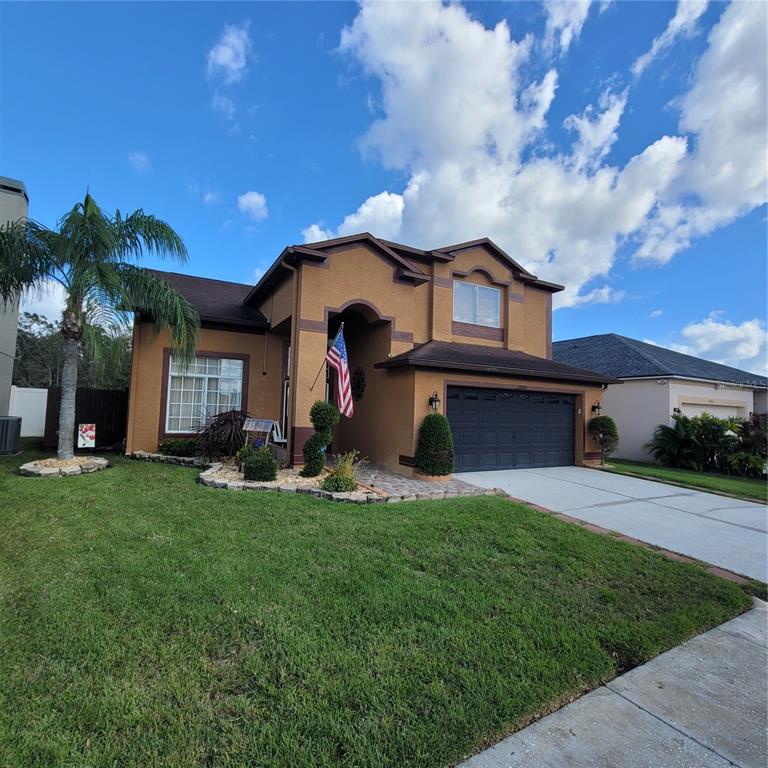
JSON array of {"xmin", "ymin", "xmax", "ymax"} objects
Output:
[{"xmin": 126, "ymin": 233, "xmax": 616, "ymax": 473}]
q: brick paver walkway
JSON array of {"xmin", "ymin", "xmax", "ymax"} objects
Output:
[{"xmin": 356, "ymin": 464, "xmax": 480, "ymax": 497}]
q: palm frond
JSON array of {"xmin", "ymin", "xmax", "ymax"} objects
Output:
[
  {"xmin": 113, "ymin": 264, "xmax": 199, "ymax": 360},
  {"xmin": 114, "ymin": 209, "xmax": 188, "ymax": 262},
  {"xmin": 0, "ymin": 218, "xmax": 63, "ymax": 301}
]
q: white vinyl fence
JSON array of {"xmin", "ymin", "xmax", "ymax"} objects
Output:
[{"xmin": 9, "ymin": 386, "xmax": 48, "ymax": 436}]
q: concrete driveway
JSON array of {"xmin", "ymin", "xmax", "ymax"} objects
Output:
[{"xmin": 460, "ymin": 466, "xmax": 767, "ymax": 582}]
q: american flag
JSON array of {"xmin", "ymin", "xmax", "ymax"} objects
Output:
[{"xmin": 326, "ymin": 325, "xmax": 354, "ymax": 418}]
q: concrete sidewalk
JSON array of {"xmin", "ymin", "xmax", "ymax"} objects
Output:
[{"xmin": 459, "ymin": 599, "xmax": 767, "ymax": 768}]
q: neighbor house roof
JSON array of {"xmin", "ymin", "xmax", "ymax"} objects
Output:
[
  {"xmin": 147, "ymin": 270, "xmax": 268, "ymax": 330},
  {"xmin": 553, "ymin": 334, "xmax": 768, "ymax": 388},
  {"xmin": 375, "ymin": 340, "xmax": 619, "ymax": 385},
  {"xmin": 244, "ymin": 232, "xmax": 564, "ymax": 305}
]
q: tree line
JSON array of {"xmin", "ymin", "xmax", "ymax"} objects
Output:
[{"xmin": 13, "ymin": 312, "xmax": 132, "ymax": 390}]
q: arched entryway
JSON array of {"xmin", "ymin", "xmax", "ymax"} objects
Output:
[{"xmin": 325, "ymin": 302, "xmax": 395, "ymax": 463}]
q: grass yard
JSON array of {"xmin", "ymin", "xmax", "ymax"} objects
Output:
[
  {"xmin": 0, "ymin": 452, "xmax": 751, "ymax": 768},
  {"xmin": 606, "ymin": 458, "xmax": 767, "ymax": 502}
]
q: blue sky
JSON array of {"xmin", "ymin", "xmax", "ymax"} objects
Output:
[{"xmin": 1, "ymin": 1, "xmax": 766, "ymax": 373}]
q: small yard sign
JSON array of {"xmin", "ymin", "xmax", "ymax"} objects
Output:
[{"xmin": 78, "ymin": 423, "xmax": 96, "ymax": 448}]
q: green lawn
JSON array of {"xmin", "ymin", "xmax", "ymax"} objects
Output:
[
  {"xmin": 606, "ymin": 459, "xmax": 767, "ymax": 502},
  {"xmin": 0, "ymin": 452, "xmax": 750, "ymax": 768}
]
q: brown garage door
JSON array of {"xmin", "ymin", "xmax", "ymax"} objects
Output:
[{"xmin": 446, "ymin": 386, "xmax": 575, "ymax": 471}]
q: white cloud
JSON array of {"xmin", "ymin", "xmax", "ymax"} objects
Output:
[
  {"xmin": 237, "ymin": 191, "xmax": 268, "ymax": 221},
  {"xmin": 128, "ymin": 151, "xmax": 151, "ymax": 172},
  {"xmin": 211, "ymin": 90, "xmax": 237, "ymax": 123},
  {"xmin": 304, "ymin": 191, "xmax": 404, "ymax": 243},
  {"xmin": 20, "ymin": 280, "xmax": 67, "ymax": 321},
  {"xmin": 635, "ymin": 0, "xmax": 767, "ymax": 263},
  {"xmin": 207, "ymin": 22, "xmax": 252, "ymax": 84},
  {"xmin": 649, "ymin": 308, "xmax": 663, "ymax": 318},
  {"xmin": 301, "ymin": 223, "xmax": 333, "ymax": 243},
  {"xmin": 202, "ymin": 190, "xmax": 221, "ymax": 206},
  {"xmin": 649, "ymin": 313, "xmax": 767, "ymax": 375},
  {"xmin": 544, "ymin": 0, "xmax": 592, "ymax": 54},
  {"xmin": 303, "ymin": 0, "xmax": 764, "ymax": 308},
  {"xmin": 564, "ymin": 89, "xmax": 627, "ymax": 171},
  {"xmin": 632, "ymin": 0, "xmax": 708, "ymax": 77}
]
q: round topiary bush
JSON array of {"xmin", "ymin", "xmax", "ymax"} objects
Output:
[
  {"xmin": 414, "ymin": 413, "xmax": 454, "ymax": 476},
  {"xmin": 301, "ymin": 432, "xmax": 328, "ymax": 477},
  {"xmin": 309, "ymin": 400, "xmax": 340, "ymax": 437},
  {"xmin": 588, "ymin": 415, "xmax": 619, "ymax": 464},
  {"xmin": 242, "ymin": 446, "xmax": 278, "ymax": 482}
]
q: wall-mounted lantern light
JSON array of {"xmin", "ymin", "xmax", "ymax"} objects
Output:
[
  {"xmin": 428, "ymin": 390, "xmax": 441, "ymax": 413},
  {"xmin": 591, "ymin": 401, "xmax": 602, "ymax": 416}
]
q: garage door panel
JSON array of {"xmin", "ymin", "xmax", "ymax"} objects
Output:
[{"xmin": 448, "ymin": 386, "xmax": 574, "ymax": 471}]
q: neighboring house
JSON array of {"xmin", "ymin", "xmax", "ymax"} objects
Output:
[
  {"xmin": 553, "ymin": 334, "xmax": 768, "ymax": 461},
  {"xmin": 126, "ymin": 234, "xmax": 617, "ymax": 473},
  {"xmin": 0, "ymin": 177, "xmax": 28, "ymax": 416}
]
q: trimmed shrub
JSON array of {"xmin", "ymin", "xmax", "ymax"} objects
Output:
[
  {"xmin": 158, "ymin": 437, "xmax": 197, "ymax": 457},
  {"xmin": 322, "ymin": 450, "xmax": 363, "ymax": 493},
  {"xmin": 309, "ymin": 400, "xmax": 340, "ymax": 436},
  {"xmin": 242, "ymin": 446, "xmax": 278, "ymax": 482},
  {"xmin": 236, "ymin": 443, "xmax": 257, "ymax": 471},
  {"xmin": 587, "ymin": 415, "xmax": 619, "ymax": 465},
  {"xmin": 301, "ymin": 400, "xmax": 341, "ymax": 477},
  {"xmin": 414, "ymin": 413, "xmax": 454, "ymax": 476},
  {"xmin": 301, "ymin": 433, "xmax": 328, "ymax": 477}
]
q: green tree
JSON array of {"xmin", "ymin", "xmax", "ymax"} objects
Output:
[
  {"xmin": 587, "ymin": 415, "xmax": 619, "ymax": 465},
  {"xmin": 13, "ymin": 311, "xmax": 133, "ymax": 390},
  {"xmin": 0, "ymin": 193, "xmax": 198, "ymax": 458}
]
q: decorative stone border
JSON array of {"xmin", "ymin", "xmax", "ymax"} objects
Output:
[
  {"xmin": 198, "ymin": 463, "xmax": 504, "ymax": 504},
  {"xmin": 19, "ymin": 457, "xmax": 109, "ymax": 477},
  {"xmin": 129, "ymin": 451, "xmax": 206, "ymax": 467}
]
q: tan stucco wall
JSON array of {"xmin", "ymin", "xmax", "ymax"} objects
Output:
[
  {"xmin": 260, "ymin": 273, "xmax": 293, "ymax": 329},
  {"xmin": 125, "ymin": 323, "xmax": 284, "ymax": 453}
]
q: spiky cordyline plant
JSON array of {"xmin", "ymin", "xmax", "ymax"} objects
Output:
[{"xmin": 0, "ymin": 192, "xmax": 199, "ymax": 459}]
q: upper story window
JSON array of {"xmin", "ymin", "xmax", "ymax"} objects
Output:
[
  {"xmin": 166, "ymin": 355, "xmax": 243, "ymax": 433},
  {"xmin": 453, "ymin": 281, "xmax": 501, "ymax": 327}
]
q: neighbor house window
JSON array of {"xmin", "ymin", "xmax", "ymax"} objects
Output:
[
  {"xmin": 453, "ymin": 281, "xmax": 501, "ymax": 327},
  {"xmin": 165, "ymin": 355, "xmax": 243, "ymax": 433}
]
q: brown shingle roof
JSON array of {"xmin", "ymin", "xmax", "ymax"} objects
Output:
[
  {"xmin": 375, "ymin": 340, "xmax": 620, "ymax": 385},
  {"xmin": 148, "ymin": 270, "xmax": 268, "ymax": 329}
]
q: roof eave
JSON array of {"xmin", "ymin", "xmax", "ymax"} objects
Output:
[{"xmin": 374, "ymin": 357, "xmax": 620, "ymax": 385}]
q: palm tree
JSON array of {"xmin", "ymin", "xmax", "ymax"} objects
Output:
[{"xmin": 0, "ymin": 192, "xmax": 199, "ymax": 459}]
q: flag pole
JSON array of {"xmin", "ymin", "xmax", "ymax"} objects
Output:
[{"xmin": 309, "ymin": 322, "xmax": 343, "ymax": 392}]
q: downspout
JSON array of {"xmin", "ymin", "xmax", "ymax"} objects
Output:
[{"xmin": 281, "ymin": 255, "xmax": 301, "ymax": 464}]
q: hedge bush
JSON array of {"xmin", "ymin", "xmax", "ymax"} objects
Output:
[
  {"xmin": 158, "ymin": 437, "xmax": 197, "ymax": 457},
  {"xmin": 587, "ymin": 415, "xmax": 619, "ymax": 465},
  {"xmin": 301, "ymin": 400, "xmax": 341, "ymax": 477},
  {"xmin": 414, "ymin": 413, "xmax": 454, "ymax": 476},
  {"xmin": 646, "ymin": 412, "xmax": 766, "ymax": 477},
  {"xmin": 242, "ymin": 446, "xmax": 278, "ymax": 482}
]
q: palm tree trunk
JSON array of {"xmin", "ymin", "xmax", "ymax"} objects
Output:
[{"xmin": 58, "ymin": 337, "xmax": 80, "ymax": 459}]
